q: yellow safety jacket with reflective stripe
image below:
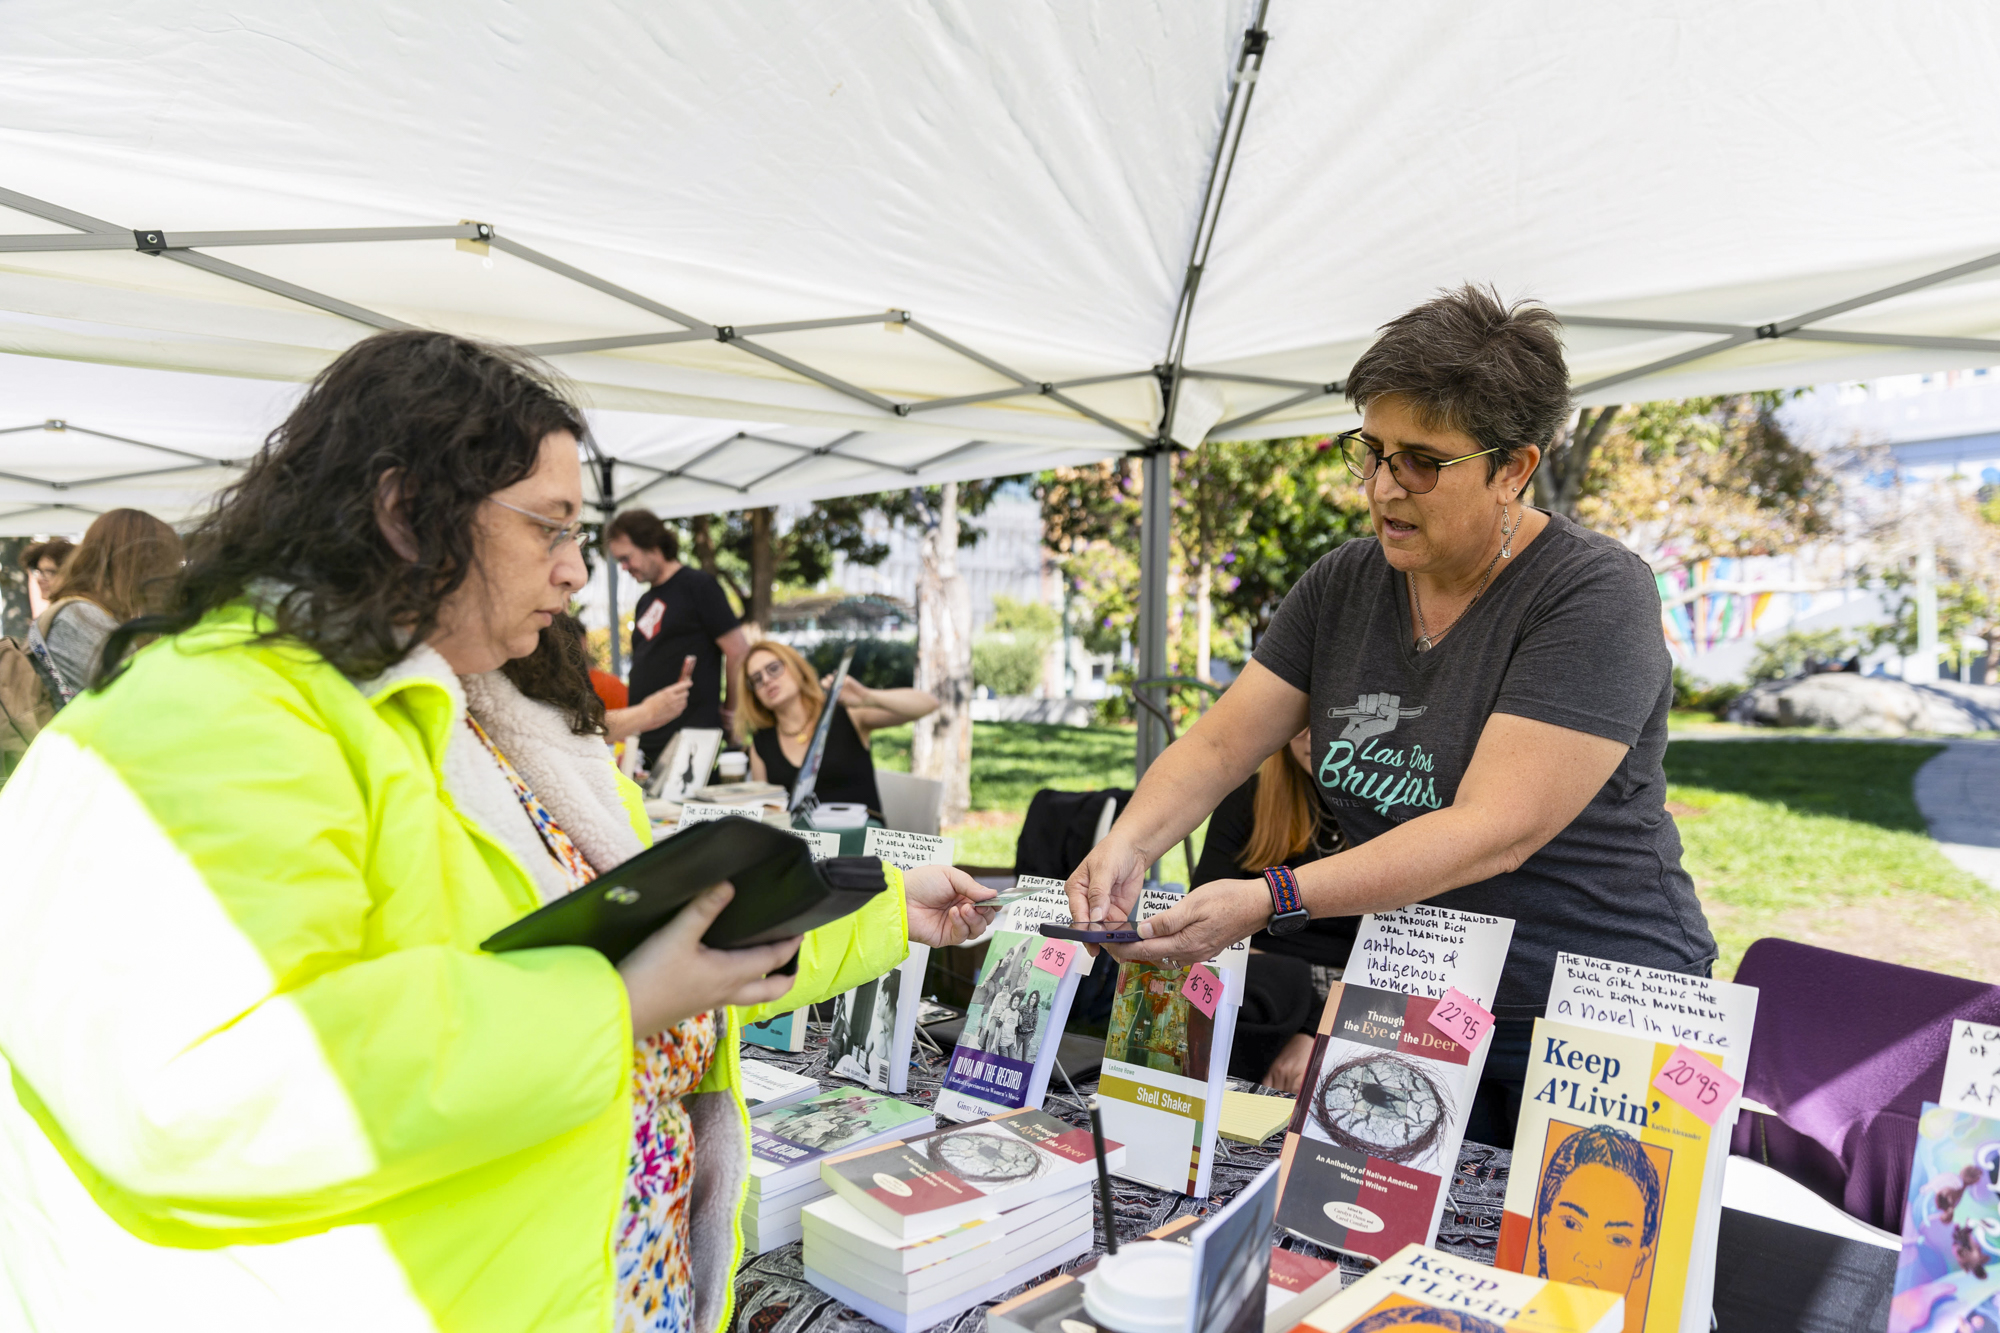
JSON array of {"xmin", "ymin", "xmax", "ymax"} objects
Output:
[{"xmin": 0, "ymin": 604, "xmax": 908, "ymax": 1331}]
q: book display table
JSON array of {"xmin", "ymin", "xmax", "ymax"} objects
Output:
[{"xmin": 730, "ymin": 1023, "xmax": 1510, "ymax": 1333}]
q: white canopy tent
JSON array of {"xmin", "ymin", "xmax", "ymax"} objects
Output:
[{"xmin": 4, "ymin": 0, "xmax": 2000, "ymax": 763}]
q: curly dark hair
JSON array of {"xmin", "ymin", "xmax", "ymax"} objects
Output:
[
  {"xmin": 500, "ymin": 611, "xmax": 608, "ymax": 737},
  {"xmin": 98, "ymin": 330, "xmax": 586, "ymax": 687},
  {"xmin": 1344, "ymin": 283, "xmax": 1570, "ymax": 481}
]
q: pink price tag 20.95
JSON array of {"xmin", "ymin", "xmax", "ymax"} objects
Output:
[
  {"xmin": 1424, "ymin": 987, "xmax": 1495, "ymax": 1051},
  {"xmin": 1651, "ymin": 1044, "xmax": 1741, "ymax": 1126},
  {"xmin": 1030, "ymin": 938, "xmax": 1078, "ymax": 977},
  {"xmin": 1179, "ymin": 964, "xmax": 1223, "ymax": 1018}
]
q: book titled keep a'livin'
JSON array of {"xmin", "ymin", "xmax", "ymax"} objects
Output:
[
  {"xmin": 1503, "ymin": 953, "xmax": 1758, "ymax": 1333},
  {"xmin": 1274, "ymin": 903, "xmax": 1514, "ymax": 1264},
  {"xmin": 934, "ymin": 877, "xmax": 1085, "ymax": 1123},
  {"xmin": 1293, "ymin": 1243, "xmax": 1623, "ymax": 1333},
  {"xmin": 1097, "ymin": 884, "xmax": 1249, "ymax": 1197}
]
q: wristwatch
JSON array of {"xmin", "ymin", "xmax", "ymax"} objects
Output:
[{"xmin": 1262, "ymin": 865, "xmax": 1312, "ymax": 936}]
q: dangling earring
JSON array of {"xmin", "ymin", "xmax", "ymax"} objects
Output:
[{"xmin": 1499, "ymin": 501, "xmax": 1523, "ymax": 559}]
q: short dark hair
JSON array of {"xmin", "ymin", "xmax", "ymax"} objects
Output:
[
  {"xmin": 19, "ymin": 538, "xmax": 75, "ymax": 572},
  {"xmin": 1345, "ymin": 283, "xmax": 1570, "ymax": 478},
  {"xmin": 606, "ymin": 508, "xmax": 678, "ymax": 561},
  {"xmin": 99, "ymin": 330, "xmax": 585, "ymax": 686}
]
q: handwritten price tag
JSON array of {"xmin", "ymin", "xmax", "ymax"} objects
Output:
[
  {"xmin": 1180, "ymin": 964, "xmax": 1223, "ymax": 1019},
  {"xmin": 1651, "ymin": 1044, "xmax": 1741, "ymax": 1127},
  {"xmin": 1031, "ymin": 938, "xmax": 1078, "ymax": 977},
  {"xmin": 1425, "ymin": 987, "xmax": 1495, "ymax": 1051}
]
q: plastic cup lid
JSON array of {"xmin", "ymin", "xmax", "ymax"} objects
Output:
[{"xmin": 1080, "ymin": 1241, "xmax": 1193, "ymax": 1333}]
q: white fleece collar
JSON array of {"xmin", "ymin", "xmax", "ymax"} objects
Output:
[{"xmin": 356, "ymin": 645, "xmax": 641, "ymax": 904}]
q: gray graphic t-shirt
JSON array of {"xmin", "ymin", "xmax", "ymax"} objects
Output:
[{"xmin": 1252, "ymin": 511, "xmax": 1716, "ymax": 1017}]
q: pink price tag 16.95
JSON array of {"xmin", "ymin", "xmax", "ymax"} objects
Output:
[
  {"xmin": 1651, "ymin": 1044, "xmax": 1741, "ymax": 1127},
  {"xmin": 1030, "ymin": 938, "xmax": 1078, "ymax": 977},
  {"xmin": 1424, "ymin": 987, "xmax": 1495, "ymax": 1051},
  {"xmin": 1180, "ymin": 964, "xmax": 1223, "ymax": 1018}
]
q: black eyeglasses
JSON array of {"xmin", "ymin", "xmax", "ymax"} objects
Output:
[{"xmin": 1335, "ymin": 430, "xmax": 1500, "ymax": 495}]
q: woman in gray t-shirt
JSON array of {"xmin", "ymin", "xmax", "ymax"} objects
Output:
[{"xmin": 1066, "ymin": 286, "xmax": 1716, "ymax": 1133}]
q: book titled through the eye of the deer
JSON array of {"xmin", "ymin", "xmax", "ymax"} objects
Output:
[{"xmin": 1273, "ymin": 903, "xmax": 1513, "ymax": 1264}]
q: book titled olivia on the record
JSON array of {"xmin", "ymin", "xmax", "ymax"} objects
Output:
[
  {"xmin": 1295, "ymin": 1243, "xmax": 1622, "ymax": 1333},
  {"xmin": 1274, "ymin": 903, "xmax": 1513, "ymax": 1264},
  {"xmin": 934, "ymin": 896, "xmax": 1088, "ymax": 1121},
  {"xmin": 819, "ymin": 1105, "xmax": 1122, "ymax": 1239}
]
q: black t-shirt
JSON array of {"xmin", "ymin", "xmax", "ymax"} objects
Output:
[
  {"xmin": 1191, "ymin": 773, "xmax": 1357, "ymax": 969},
  {"xmin": 752, "ymin": 707, "xmax": 884, "ymax": 814},
  {"xmin": 1251, "ymin": 511, "xmax": 1716, "ymax": 1018},
  {"xmin": 628, "ymin": 566, "xmax": 741, "ymax": 760}
]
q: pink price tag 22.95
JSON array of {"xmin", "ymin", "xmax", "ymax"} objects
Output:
[
  {"xmin": 1424, "ymin": 987, "xmax": 1495, "ymax": 1052},
  {"xmin": 1651, "ymin": 1044, "xmax": 1741, "ymax": 1127},
  {"xmin": 1030, "ymin": 938, "xmax": 1078, "ymax": 978},
  {"xmin": 1179, "ymin": 964, "xmax": 1223, "ymax": 1019}
]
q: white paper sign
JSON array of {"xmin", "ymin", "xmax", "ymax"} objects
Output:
[
  {"xmin": 991, "ymin": 875, "xmax": 1072, "ymax": 932},
  {"xmin": 788, "ymin": 827, "xmax": 841, "ymax": 862},
  {"xmin": 1942, "ymin": 1021, "xmax": 2000, "ymax": 1116},
  {"xmin": 674, "ymin": 801, "xmax": 761, "ymax": 832},
  {"xmin": 861, "ymin": 827, "xmax": 954, "ymax": 870},
  {"xmin": 1349, "ymin": 903, "xmax": 1514, "ymax": 1008},
  {"xmin": 1546, "ymin": 952, "xmax": 1759, "ymax": 1079}
]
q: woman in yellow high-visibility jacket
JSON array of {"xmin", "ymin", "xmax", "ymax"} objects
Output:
[{"xmin": 0, "ymin": 330, "xmax": 994, "ymax": 1333}]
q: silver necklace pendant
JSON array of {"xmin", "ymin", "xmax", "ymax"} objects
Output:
[{"xmin": 1414, "ymin": 635, "xmax": 1434, "ymax": 653}]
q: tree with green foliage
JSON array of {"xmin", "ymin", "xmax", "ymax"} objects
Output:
[
  {"xmin": 1039, "ymin": 437, "xmax": 1370, "ymax": 685},
  {"xmin": 1569, "ymin": 393, "xmax": 1832, "ymax": 572}
]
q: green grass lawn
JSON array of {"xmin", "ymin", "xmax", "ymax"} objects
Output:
[
  {"xmin": 1663, "ymin": 739, "xmax": 1991, "ymax": 978},
  {"xmin": 871, "ymin": 721, "xmax": 1200, "ymax": 883},
  {"xmin": 874, "ymin": 724, "xmax": 1996, "ymax": 983}
]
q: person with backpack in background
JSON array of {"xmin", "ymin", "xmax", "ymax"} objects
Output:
[{"xmin": 19, "ymin": 537, "xmax": 75, "ymax": 618}]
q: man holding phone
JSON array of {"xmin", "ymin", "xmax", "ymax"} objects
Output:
[{"xmin": 605, "ymin": 508, "xmax": 750, "ymax": 766}]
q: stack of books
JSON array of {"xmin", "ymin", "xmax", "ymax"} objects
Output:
[
  {"xmin": 800, "ymin": 1107, "xmax": 1122, "ymax": 1331},
  {"xmin": 744, "ymin": 1088, "xmax": 933, "ymax": 1254}
]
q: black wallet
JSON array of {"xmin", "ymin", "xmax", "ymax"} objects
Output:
[{"xmin": 480, "ymin": 816, "xmax": 888, "ymax": 965}]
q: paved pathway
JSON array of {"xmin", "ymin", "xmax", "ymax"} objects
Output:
[{"xmin": 1915, "ymin": 740, "xmax": 2000, "ymax": 890}]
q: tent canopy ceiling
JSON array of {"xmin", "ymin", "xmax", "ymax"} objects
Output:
[{"xmin": 2, "ymin": 0, "xmax": 1999, "ymax": 523}]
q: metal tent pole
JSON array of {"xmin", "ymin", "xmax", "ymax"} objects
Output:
[
  {"xmin": 1134, "ymin": 6, "xmax": 1272, "ymax": 783},
  {"xmin": 1136, "ymin": 449, "xmax": 1175, "ymax": 777}
]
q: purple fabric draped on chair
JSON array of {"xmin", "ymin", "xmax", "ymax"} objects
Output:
[{"xmin": 1730, "ymin": 937, "xmax": 2000, "ymax": 1231}]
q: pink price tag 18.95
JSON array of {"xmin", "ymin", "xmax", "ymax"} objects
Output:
[
  {"xmin": 1424, "ymin": 987, "xmax": 1495, "ymax": 1052},
  {"xmin": 1179, "ymin": 964, "xmax": 1223, "ymax": 1018},
  {"xmin": 1651, "ymin": 1044, "xmax": 1741, "ymax": 1127},
  {"xmin": 1030, "ymin": 938, "xmax": 1078, "ymax": 977}
]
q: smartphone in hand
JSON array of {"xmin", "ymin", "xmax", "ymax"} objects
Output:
[
  {"xmin": 680, "ymin": 655, "xmax": 696, "ymax": 682},
  {"xmin": 1038, "ymin": 919, "xmax": 1143, "ymax": 945}
]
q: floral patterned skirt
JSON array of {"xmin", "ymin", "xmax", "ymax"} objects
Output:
[{"xmin": 616, "ymin": 1012, "xmax": 719, "ymax": 1333}]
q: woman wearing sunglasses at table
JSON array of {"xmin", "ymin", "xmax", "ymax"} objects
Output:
[
  {"xmin": 740, "ymin": 639, "xmax": 937, "ymax": 814},
  {"xmin": 1066, "ymin": 285, "xmax": 1715, "ymax": 1144}
]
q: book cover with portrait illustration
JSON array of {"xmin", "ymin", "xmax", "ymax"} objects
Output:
[
  {"xmin": 934, "ymin": 924, "xmax": 1087, "ymax": 1122},
  {"xmin": 1292, "ymin": 1242, "xmax": 1622, "ymax": 1333},
  {"xmin": 1497, "ymin": 1021, "xmax": 1718, "ymax": 1333},
  {"xmin": 1096, "ymin": 884, "xmax": 1249, "ymax": 1196},
  {"xmin": 1888, "ymin": 1101, "xmax": 2000, "ymax": 1333}
]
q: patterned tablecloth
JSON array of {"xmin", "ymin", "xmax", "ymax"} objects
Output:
[{"xmin": 729, "ymin": 1022, "xmax": 1511, "ymax": 1333}]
